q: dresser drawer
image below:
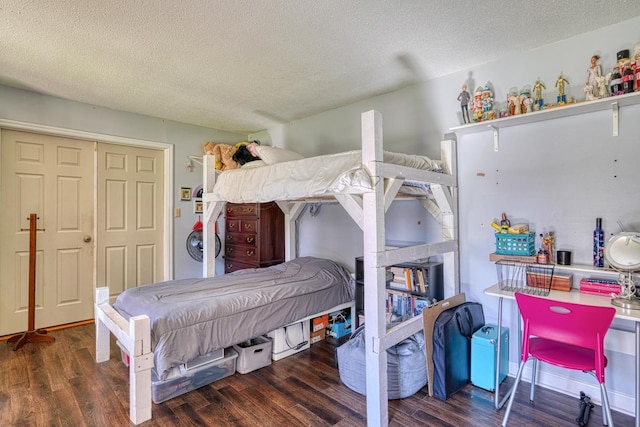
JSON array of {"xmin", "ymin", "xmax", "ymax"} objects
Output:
[
  {"xmin": 225, "ymin": 203, "xmax": 258, "ymax": 217},
  {"xmin": 225, "ymin": 219, "xmax": 258, "ymax": 233},
  {"xmin": 225, "ymin": 245, "xmax": 259, "ymax": 263},
  {"xmin": 225, "ymin": 232, "xmax": 257, "ymax": 248},
  {"xmin": 224, "ymin": 259, "xmax": 258, "ymax": 274}
]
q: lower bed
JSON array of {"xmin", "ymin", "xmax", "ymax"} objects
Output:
[{"xmin": 95, "ymin": 256, "xmax": 355, "ymax": 424}]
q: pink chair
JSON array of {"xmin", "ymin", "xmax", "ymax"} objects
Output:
[{"xmin": 501, "ymin": 292, "xmax": 616, "ymax": 426}]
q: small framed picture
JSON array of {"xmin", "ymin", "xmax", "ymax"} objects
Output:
[
  {"xmin": 180, "ymin": 187, "xmax": 192, "ymax": 201},
  {"xmin": 194, "ymin": 200, "xmax": 203, "ymax": 214}
]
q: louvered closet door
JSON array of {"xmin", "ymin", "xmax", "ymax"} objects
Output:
[{"xmin": 0, "ymin": 130, "xmax": 94, "ymax": 335}]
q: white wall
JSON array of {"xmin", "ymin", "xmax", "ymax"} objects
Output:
[
  {"xmin": 0, "ymin": 85, "xmax": 245, "ymax": 279},
  {"xmin": 262, "ymin": 16, "xmax": 640, "ymax": 414}
]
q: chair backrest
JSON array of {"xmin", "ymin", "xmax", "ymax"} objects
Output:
[{"xmin": 515, "ymin": 292, "xmax": 616, "ymax": 382}]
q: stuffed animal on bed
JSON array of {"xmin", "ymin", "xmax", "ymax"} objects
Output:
[{"xmin": 202, "ymin": 142, "xmax": 241, "ymax": 171}]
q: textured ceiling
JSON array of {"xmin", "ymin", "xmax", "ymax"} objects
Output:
[{"xmin": 2, "ymin": 1, "xmax": 640, "ymax": 134}]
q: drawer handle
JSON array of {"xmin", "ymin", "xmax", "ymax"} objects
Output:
[
  {"xmin": 246, "ymin": 250, "xmax": 254, "ymax": 256},
  {"xmin": 226, "ymin": 235, "xmax": 234, "ymax": 241},
  {"xmin": 246, "ymin": 237, "xmax": 254, "ymax": 243},
  {"xmin": 228, "ymin": 223, "xmax": 236, "ymax": 230},
  {"xmin": 243, "ymin": 223, "xmax": 252, "ymax": 230},
  {"xmin": 227, "ymin": 263, "xmax": 233, "ymax": 269},
  {"xmin": 227, "ymin": 207, "xmax": 232, "ymax": 213},
  {"xmin": 227, "ymin": 247, "xmax": 233, "ymax": 253}
]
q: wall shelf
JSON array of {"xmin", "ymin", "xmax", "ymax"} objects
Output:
[{"xmin": 450, "ymin": 91, "xmax": 640, "ymax": 146}]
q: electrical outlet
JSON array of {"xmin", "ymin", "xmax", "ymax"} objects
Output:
[{"xmin": 175, "ymin": 207, "xmax": 181, "ymax": 218}]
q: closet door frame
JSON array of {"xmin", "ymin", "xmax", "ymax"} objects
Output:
[{"xmin": 0, "ymin": 118, "xmax": 174, "ymax": 313}]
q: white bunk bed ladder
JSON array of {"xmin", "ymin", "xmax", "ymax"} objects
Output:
[{"xmin": 360, "ymin": 110, "xmax": 459, "ymax": 426}]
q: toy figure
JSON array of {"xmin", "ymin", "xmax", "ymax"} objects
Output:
[
  {"xmin": 595, "ymin": 74, "xmax": 610, "ymax": 98},
  {"xmin": 472, "ymin": 87, "xmax": 484, "ymax": 122},
  {"xmin": 457, "ymin": 85, "xmax": 471, "ymax": 124},
  {"xmin": 586, "ymin": 55, "xmax": 602, "ymax": 98},
  {"xmin": 507, "ymin": 94, "xmax": 517, "ymax": 116},
  {"xmin": 481, "ymin": 86, "xmax": 495, "ymax": 120},
  {"xmin": 541, "ymin": 231, "xmax": 555, "ymax": 264},
  {"xmin": 555, "ymin": 74, "xmax": 569, "ymax": 104},
  {"xmin": 512, "ymin": 94, "xmax": 522, "ymax": 115},
  {"xmin": 533, "ymin": 80, "xmax": 546, "ymax": 109},
  {"xmin": 583, "ymin": 84, "xmax": 596, "ymax": 101}
]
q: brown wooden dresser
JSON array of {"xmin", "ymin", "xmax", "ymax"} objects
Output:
[{"xmin": 223, "ymin": 202, "xmax": 285, "ymax": 273}]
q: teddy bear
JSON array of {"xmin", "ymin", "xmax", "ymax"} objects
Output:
[{"xmin": 202, "ymin": 142, "xmax": 241, "ymax": 171}]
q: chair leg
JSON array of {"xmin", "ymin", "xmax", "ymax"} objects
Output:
[
  {"xmin": 529, "ymin": 358, "xmax": 538, "ymax": 402},
  {"xmin": 599, "ymin": 383, "xmax": 614, "ymax": 427},
  {"xmin": 502, "ymin": 360, "xmax": 527, "ymax": 427}
]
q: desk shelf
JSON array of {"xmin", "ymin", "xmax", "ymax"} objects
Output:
[{"xmin": 489, "ymin": 253, "xmax": 618, "ymax": 276}]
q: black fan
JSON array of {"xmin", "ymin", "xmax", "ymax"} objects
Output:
[{"xmin": 186, "ymin": 229, "xmax": 221, "ymax": 262}]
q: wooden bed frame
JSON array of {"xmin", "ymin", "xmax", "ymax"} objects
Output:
[
  {"xmin": 94, "ymin": 110, "xmax": 458, "ymax": 426},
  {"xmin": 94, "ymin": 287, "xmax": 353, "ymax": 424},
  {"xmin": 203, "ymin": 110, "xmax": 459, "ymax": 426}
]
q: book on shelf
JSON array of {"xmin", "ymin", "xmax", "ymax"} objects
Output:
[
  {"xmin": 414, "ymin": 298, "xmax": 430, "ymax": 316},
  {"xmin": 386, "ymin": 291, "xmax": 434, "ymax": 318},
  {"xmin": 404, "ymin": 268, "xmax": 414, "ymax": 292},
  {"xmin": 415, "ymin": 268, "xmax": 427, "ymax": 294}
]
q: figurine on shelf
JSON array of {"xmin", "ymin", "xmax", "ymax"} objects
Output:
[
  {"xmin": 595, "ymin": 74, "xmax": 610, "ymax": 98},
  {"xmin": 555, "ymin": 74, "xmax": 570, "ymax": 104},
  {"xmin": 533, "ymin": 80, "xmax": 546, "ymax": 110},
  {"xmin": 481, "ymin": 86, "xmax": 495, "ymax": 120},
  {"xmin": 507, "ymin": 94, "xmax": 518, "ymax": 116},
  {"xmin": 472, "ymin": 87, "xmax": 484, "ymax": 122},
  {"xmin": 585, "ymin": 55, "xmax": 603, "ymax": 98},
  {"xmin": 583, "ymin": 84, "xmax": 597, "ymax": 101},
  {"xmin": 541, "ymin": 231, "xmax": 555, "ymax": 264},
  {"xmin": 457, "ymin": 84, "xmax": 471, "ymax": 124}
]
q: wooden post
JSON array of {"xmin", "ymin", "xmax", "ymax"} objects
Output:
[{"xmin": 7, "ymin": 213, "xmax": 55, "ymax": 350}]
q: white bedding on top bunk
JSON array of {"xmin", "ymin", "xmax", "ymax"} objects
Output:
[{"xmin": 209, "ymin": 150, "xmax": 443, "ymax": 203}]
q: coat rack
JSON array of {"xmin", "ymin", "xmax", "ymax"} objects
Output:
[{"xmin": 8, "ymin": 213, "xmax": 55, "ymax": 350}]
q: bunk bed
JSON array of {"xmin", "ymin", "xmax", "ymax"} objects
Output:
[
  {"xmin": 203, "ymin": 110, "xmax": 459, "ymax": 426},
  {"xmin": 94, "ymin": 110, "xmax": 458, "ymax": 426}
]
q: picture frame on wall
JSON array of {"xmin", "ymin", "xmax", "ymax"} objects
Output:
[
  {"xmin": 194, "ymin": 200, "xmax": 203, "ymax": 214},
  {"xmin": 180, "ymin": 187, "xmax": 192, "ymax": 201}
]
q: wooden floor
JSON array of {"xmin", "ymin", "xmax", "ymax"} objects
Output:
[{"xmin": 0, "ymin": 324, "xmax": 635, "ymax": 426}]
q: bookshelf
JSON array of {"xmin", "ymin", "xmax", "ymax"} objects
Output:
[{"xmin": 355, "ymin": 257, "xmax": 443, "ymax": 324}]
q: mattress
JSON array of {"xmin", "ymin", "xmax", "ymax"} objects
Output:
[
  {"xmin": 113, "ymin": 257, "xmax": 354, "ymax": 380},
  {"xmin": 208, "ymin": 150, "xmax": 443, "ymax": 203}
]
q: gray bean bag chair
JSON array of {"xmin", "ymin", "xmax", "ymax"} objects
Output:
[{"xmin": 336, "ymin": 324, "xmax": 427, "ymax": 399}]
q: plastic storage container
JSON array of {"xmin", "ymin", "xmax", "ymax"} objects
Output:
[
  {"xmin": 471, "ymin": 325, "xmax": 508, "ymax": 391},
  {"xmin": 267, "ymin": 320, "xmax": 310, "ymax": 361},
  {"xmin": 151, "ymin": 347, "xmax": 238, "ymax": 403},
  {"xmin": 495, "ymin": 232, "xmax": 536, "ymax": 256},
  {"xmin": 233, "ymin": 336, "xmax": 273, "ymax": 374}
]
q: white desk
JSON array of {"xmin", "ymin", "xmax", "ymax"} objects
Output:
[{"xmin": 485, "ymin": 284, "xmax": 640, "ymax": 427}]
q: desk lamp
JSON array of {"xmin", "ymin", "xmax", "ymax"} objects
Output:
[{"xmin": 604, "ymin": 232, "xmax": 640, "ymax": 310}]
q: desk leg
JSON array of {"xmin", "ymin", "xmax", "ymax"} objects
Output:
[
  {"xmin": 494, "ymin": 296, "xmax": 512, "ymax": 409},
  {"xmin": 636, "ymin": 321, "xmax": 639, "ymax": 427}
]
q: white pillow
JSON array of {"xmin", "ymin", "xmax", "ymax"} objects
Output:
[
  {"xmin": 255, "ymin": 146, "xmax": 304, "ymax": 165},
  {"xmin": 241, "ymin": 160, "xmax": 267, "ymax": 169}
]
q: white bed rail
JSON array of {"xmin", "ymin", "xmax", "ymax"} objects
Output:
[{"xmin": 95, "ymin": 287, "xmax": 154, "ymax": 425}]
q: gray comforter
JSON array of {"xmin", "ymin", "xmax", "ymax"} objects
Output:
[{"xmin": 113, "ymin": 257, "xmax": 354, "ymax": 380}]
